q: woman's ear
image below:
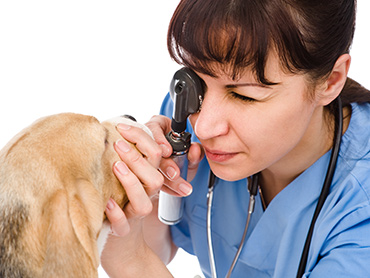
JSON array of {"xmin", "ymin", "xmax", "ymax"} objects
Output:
[{"xmin": 318, "ymin": 54, "xmax": 351, "ymax": 106}]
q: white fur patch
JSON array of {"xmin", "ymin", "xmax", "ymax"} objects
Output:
[
  {"xmin": 105, "ymin": 116, "xmax": 153, "ymax": 139},
  {"xmin": 97, "ymin": 220, "xmax": 111, "ymax": 256}
]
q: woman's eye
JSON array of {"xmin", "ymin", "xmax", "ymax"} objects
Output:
[{"xmin": 230, "ymin": 91, "xmax": 256, "ymax": 102}]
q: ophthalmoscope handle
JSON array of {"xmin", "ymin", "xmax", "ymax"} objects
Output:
[
  {"xmin": 158, "ymin": 131, "xmax": 191, "ymax": 225},
  {"xmin": 158, "ymin": 67, "xmax": 204, "ymax": 225}
]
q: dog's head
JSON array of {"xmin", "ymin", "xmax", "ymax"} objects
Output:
[{"xmin": 0, "ymin": 113, "xmax": 152, "ymax": 277}]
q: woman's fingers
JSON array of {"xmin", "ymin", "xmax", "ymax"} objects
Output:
[
  {"xmin": 116, "ymin": 123, "xmax": 163, "ymax": 169},
  {"xmin": 114, "ymin": 139, "xmax": 164, "ymax": 197},
  {"xmin": 113, "ymin": 161, "xmax": 154, "ymax": 218},
  {"xmin": 160, "ymin": 181, "xmax": 193, "ymax": 197},
  {"xmin": 114, "ymin": 115, "xmax": 204, "ymax": 200},
  {"xmin": 105, "ymin": 198, "xmax": 130, "ymax": 237},
  {"xmin": 106, "ymin": 160, "xmax": 156, "ymax": 240},
  {"xmin": 145, "ymin": 115, "xmax": 173, "ymax": 158},
  {"xmin": 158, "ymin": 142, "xmax": 204, "ymax": 196}
]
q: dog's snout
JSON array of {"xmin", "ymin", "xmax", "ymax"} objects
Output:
[{"xmin": 121, "ymin": 115, "xmax": 137, "ymax": 122}]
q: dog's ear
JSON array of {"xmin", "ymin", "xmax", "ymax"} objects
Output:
[
  {"xmin": 42, "ymin": 180, "xmax": 104, "ymax": 277},
  {"xmin": 68, "ymin": 179, "xmax": 104, "ymax": 269}
]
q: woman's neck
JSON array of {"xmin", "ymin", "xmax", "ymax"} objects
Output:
[{"xmin": 259, "ymin": 105, "xmax": 351, "ymax": 206}]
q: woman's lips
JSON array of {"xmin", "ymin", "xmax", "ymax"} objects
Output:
[{"xmin": 204, "ymin": 148, "xmax": 238, "ymax": 163}]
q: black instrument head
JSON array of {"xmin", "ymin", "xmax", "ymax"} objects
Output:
[{"xmin": 170, "ymin": 67, "xmax": 205, "ymax": 133}]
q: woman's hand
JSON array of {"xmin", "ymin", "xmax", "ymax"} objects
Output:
[
  {"xmin": 101, "ymin": 115, "xmax": 204, "ymax": 277},
  {"xmin": 146, "ymin": 115, "xmax": 205, "ymax": 197},
  {"xmin": 101, "ymin": 122, "xmax": 171, "ymax": 277}
]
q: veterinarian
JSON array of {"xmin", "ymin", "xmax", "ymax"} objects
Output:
[{"xmin": 101, "ymin": 0, "xmax": 370, "ymax": 277}]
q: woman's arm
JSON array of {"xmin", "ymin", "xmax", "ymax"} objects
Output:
[{"xmin": 142, "ymin": 196, "xmax": 179, "ymax": 264}]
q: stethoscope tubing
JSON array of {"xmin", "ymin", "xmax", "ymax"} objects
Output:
[
  {"xmin": 207, "ymin": 185, "xmax": 217, "ymax": 278},
  {"xmin": 296, "ymin": 96, "xmax": 343, "ymax": 277},
  {"xmin": 207, "ymin": 173, "xmax": 259, "ymax": 278}
]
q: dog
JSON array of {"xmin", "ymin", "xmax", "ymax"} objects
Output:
[{"xmin": 0, "ymin": 113, "xmax": 152, "ymax": 278}]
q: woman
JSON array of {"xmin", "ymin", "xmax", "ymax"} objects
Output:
[{"xmin": 101, "ymin": 0, "xmax": 370, "ymax": 277}]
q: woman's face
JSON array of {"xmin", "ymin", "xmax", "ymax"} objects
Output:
[{"xmin": 189, "ymin": 54, "xmax": 327, "ymax": 181}]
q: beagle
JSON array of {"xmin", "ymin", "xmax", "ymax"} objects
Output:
[{"xmin": 0, "ymin": 113, "xmax": 152, "ymax": 277}]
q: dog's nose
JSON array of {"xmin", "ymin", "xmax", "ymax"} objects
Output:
[{"xmin": 121, "ymin": 115, "xmax": 137, "ymax": 122}]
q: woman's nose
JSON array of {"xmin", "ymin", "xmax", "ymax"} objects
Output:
[{"xmin": 192, "ymin": 94, "xmax": 229, "ymax": 140}]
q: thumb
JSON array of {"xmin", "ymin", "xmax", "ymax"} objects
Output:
[
  {"xmin": 105, "ymin": 198, "xmax": 130, "ymax": 237},
  {"xmin": 187, "ymin": 143, "xmax": 205, "ymax": 182}
]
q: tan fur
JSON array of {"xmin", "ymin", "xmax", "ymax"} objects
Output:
[{"xmin": 0, "ymin": 113, "xmax": 146, "ymax": 277}]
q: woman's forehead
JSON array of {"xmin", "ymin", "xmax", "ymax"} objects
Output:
[{"xmin": 193, "ymin": 50, "xmax": 285, "ymax": 84}]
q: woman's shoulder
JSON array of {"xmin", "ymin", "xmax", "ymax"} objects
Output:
[
  {"xmin": 322, "ymin": 102, "xmax": 370, "ymax": 223},
  {"xmin": 332, "ymin": 102, "xmax": 370, "ymax": 206},
  {"xmin": 340, "ymin": 102, "xmax": 370, "ymax": 161}
]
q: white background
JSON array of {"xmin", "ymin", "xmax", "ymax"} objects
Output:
[{"xmin": 0, "ymin": 1, "xmax": 369, "ymax": 278}]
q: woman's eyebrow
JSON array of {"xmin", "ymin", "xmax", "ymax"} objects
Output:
[{"xmin": 225, "ymin": 83, "xmax": 272, "ymax": 89}]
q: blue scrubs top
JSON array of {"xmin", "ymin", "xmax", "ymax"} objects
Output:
[{"xmin": 160, "ymin": 93, "xmax": 370, "ymax": 278}]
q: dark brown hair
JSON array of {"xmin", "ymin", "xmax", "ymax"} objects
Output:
[{"xmin": 167, "ymin": 0, "xmax": 370, "ymax": 106}]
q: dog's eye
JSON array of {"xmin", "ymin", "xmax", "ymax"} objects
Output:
[{"xmin": 104, "ymin": 139, "xmax": 109, "ymax": 146}]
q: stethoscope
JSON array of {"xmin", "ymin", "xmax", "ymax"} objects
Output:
[{"xmin": 206, "ymin": 97, "xmax": 343, "ymax": 278}]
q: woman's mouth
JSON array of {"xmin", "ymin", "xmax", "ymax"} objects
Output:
[{"xmin": 204, "ymin": 148, "xmax": 238, "ymax": 163}]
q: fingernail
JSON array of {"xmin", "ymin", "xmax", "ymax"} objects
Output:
[
  {"xmin": 115, "ymin": 139, "xmax": 131, "ymax": 153},
  {"xmin": 179, "ymin": 183, "xmax": 193, "ymax": 196},
  {"xmin": 106, "ymin": 198, "xmax": 115, "ymax": 211},
  {"xmin": 114, "ymin": 161, "xmax": 129, "ymax": 176},
  {"xmin": 116, "ymin": 123, "xmax": 131, "ymax": 131},
  {"xmin": 166, "ymin": 166, "xmax": 177, "ymax": 180}
]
